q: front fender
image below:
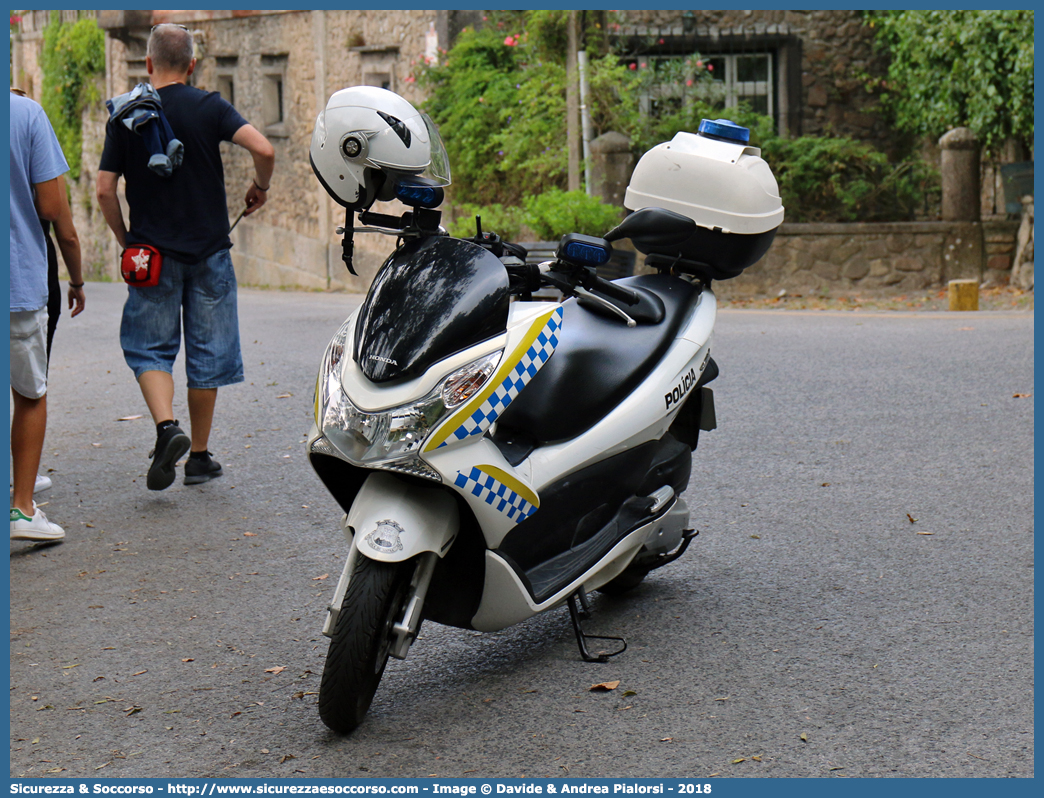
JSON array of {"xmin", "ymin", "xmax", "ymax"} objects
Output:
[{"xmin": 347, "ymin": 471, "xmax": 459, "ymax": 562}]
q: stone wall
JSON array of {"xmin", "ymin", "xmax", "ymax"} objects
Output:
[{"xmin": 703, "ymin": 220, "xmax": 1020, "ymax": 297}]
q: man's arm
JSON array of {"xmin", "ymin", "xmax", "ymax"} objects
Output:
[
  {"xmin": 34, "ymin": 176, "xmax": 63, "ymax": 222},
  {"xmin": 52, "ymin": 175, "xmax": 85, "ymax": 317},
  {"xmin": 96, "ymin": 170, "xmax": 128, "ymax": 249},
  {"xmin": 231, "ymin": 124, "xmax": 275, "ymax": 216}
]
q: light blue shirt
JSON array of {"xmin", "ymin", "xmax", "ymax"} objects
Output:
[{"xmin": 10, "ymin": 93, "xmax": 69, "ymax": 312}]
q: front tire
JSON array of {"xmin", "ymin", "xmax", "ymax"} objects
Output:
[{"xmin": 318, "ymin": 556, "xmax": 414, "ymax": 733}]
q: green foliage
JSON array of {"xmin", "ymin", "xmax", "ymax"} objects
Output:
[
  {"xmin": 447, "ymin": 190, "xmax": 622, "ymax": 242},
  {"xmin": 521, "ymin": 189, "xmax": 623, "ymax": 239},
  {"xmin": 868, "ymin": 10, "xmax": 1034, "ymax": 154},
  {"xmin": 446, "ymin": 202, "xmax": 526, "ymax": 240},
  {"xmin": 421, "ymin": 11, "xmax": 933, "ymax": 224},
  {"xmin": 417, "ymin": 11, "xmax": 715, "ymax": 206},
  {"xmin": 40, "ymin": 13, "xmax": 105, "ymax": 179},
  {"xmin": 760, "ymin": 136, "xmax": 936, "ymax": 223}
]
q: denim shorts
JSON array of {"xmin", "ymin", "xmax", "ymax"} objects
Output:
[{"xmin": 120, "ymin": 249, "xmax": 244, "ymax": 389}]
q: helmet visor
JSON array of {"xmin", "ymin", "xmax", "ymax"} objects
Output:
[{"xmin": 365, "ymin": 112, "xmax": 451, "ymax": 187}]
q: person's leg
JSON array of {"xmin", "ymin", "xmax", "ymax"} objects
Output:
[
  {"xmin": 10, "ymin": 389, "xmax": 45, "ymax": 517},
  {"xmin": 187, "ymin": 387, "xmax": 217, "ymax": 453},
  {"xmin": 138, "ymin": 370, "xmax": 176, "ymax": 425},
  {"xmin": 9, "ymin": 308, "xmax": 62, "ymax": 539},
  {"xmin": 44, "ymin": 229, "xmax": 60, "ymax": 363},
  {"xmin": 181, "ymin": 251, "xmax": 242, "ymax": 485},
  {"xmin": 120, "ymin": 263, "xmax": 189, "ymax": 491}
]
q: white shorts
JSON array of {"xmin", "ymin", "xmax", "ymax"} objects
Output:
[{"xmin": 10, "ymin": 308, "xmax": 48, "ymax": 400}]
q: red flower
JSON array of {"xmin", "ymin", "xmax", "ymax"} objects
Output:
[
  {"xmin": 504, "ymin": 36, "xmax": 517, "ymax": 46},
  {"xmin": 629, "ymin": 63, "xmax": 636, "ymax": 70}
]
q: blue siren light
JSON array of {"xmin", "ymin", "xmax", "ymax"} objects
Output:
[
  {"xmin": 698, "ymin": 118, "xmax": 750, "ymax": 144},
  {"xmin": 556, "ymin": 234, "xmax": 612, "ymax": 266},
  {"xmin": 395, "ymin": 181, "xmax": 443, "ymax": 208}
]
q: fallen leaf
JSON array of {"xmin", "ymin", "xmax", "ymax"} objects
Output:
[
  {"xmin": 714, "ymin": 696, "xmax": 729, "ymax": 701},
  {"xmin": 312, "ymin": 574, "xmax": 329, "ymax": 581},
  {"xmin": 660, "ymin": 737, "xmax": 673, "ymax": 743},
  {"xmin": 917, "ymin": 532, "xmax": 934, "ymax": 536},
  {"xmin": 750, "ymin": 534, "xmax": 760, "ymax": 539},
  {"xmin": 62, "ymin": 664, "xmax": 80, "ymax": 669},
  {"xmin": 829, "ymin": 766, "xmax": 845, "ymax": 771},
  {"xmin": 1013, "ymin": 393, "xmax": 1031, "ymax": 398},
  {"xmin": 244, "ymin": 532, "xmax": 257, "ymax": 537},
  {"xmin": 181, "ymin": 658, "xmax": 194, "ymax": 663},
  {"xmin": 800, "ymin": 733, "xmax": 808, "ymax": 742},
  {"xmin": 279, "ymin": 754, "xmax": 296, "ymax": 764},
  {"xmin": 265, "ymin": 666, "xmax": 287, "ymax": 675},
  {"xmin": 132, "ymin": 670, "xmax": 148, "ymax": 676},
  {"xmin": 622, "ymin": 690, "xmax": 637, "ymax": 697},
  {"xmin": 276, "ymin": 393, "xmax": 293, "ymax": 399},
  {"xmin": 117, "ymin": 415, "xmax": 144, "ymax": 421},
  {"xmin": 84, "ymin": 523, "xmax": 95, "ymax": 528},
  {"xmin": 821, "ymin": 483, "xmax": 830, "ymax": 487},
  {"xmin": 906, "ymin": 513, "xmax": 917, "ymax": 523},
  {"xmin": 752, "ymin": 756, "xmax": 762, "ymax": 762},
  {"xmin": 125, "ymin": 707, "xmax": 142, "ymax": 716},
  {"xmin": 732, "ymin": 758, "xmax": 746, "ymax": 764},
  {"xmin": 590, "ymin": 680, "xmax": 620, "ymax": 692}
]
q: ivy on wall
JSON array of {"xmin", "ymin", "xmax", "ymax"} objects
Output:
[{"xmin": 40, "ymin": 12, "xmax": 105, "ymax": 179}]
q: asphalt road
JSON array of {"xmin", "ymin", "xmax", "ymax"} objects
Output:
[{"xmin": 9, "ymin": 282, "xmax": 1034, "ymax": 779}]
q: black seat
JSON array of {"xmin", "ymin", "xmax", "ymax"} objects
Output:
[{"xmin": 495, "ymin": 274, "xmax": 701, "ymax": 445}]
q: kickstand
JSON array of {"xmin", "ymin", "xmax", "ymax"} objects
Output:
[{"xmin": 567, "ymin": 589, "xmax": 627, "ymax": 663}]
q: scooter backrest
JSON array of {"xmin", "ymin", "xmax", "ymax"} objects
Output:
[{"xmin": 604, "ymin": 208, "xmax": 696, "ymax": 249}]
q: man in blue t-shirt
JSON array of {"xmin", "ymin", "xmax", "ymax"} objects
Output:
[
  {"xmin": 9, "ymin": 92, "xmax": 73, "ymax": 541},
  {"xmin": 97, "ymin": 23, "xmax": 275, "ymax": 492}
]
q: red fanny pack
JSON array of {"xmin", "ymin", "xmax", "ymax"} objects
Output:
[{"xmin": 121, "ymin": 245, "xmax": 163, "ymax": 287}]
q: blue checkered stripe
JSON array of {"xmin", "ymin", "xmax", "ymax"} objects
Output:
[
  {"xmin": 454, "ymin": 467, "xmax": 538, "ymax": 523},
  {"xmin": 439, "ymin": 308, "xmax": 563, "ymax": 448}
]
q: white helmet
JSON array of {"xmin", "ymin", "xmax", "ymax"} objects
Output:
[{"xmin": 310, "ymin": 86, "xmax": 451, "ymax": 210}]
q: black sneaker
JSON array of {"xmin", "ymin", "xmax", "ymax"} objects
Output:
[
  {"xmin": 147, "ymin": 423, "xmax": 191, "ymax": 491},
  {"xmin": 184, "ymin": 451, "xmax": 223, "ymax": 485}
]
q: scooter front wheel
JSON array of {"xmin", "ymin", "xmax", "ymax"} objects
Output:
[{"xmin": 318, "ymin": 555, "xmax": 414, "ymax": 733}]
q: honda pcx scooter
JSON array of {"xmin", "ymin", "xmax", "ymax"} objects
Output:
[{"xmin": 305, "ymin": 89, "xmax": 783, "ymax": 733}]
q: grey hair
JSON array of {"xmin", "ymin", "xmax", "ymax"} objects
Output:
[{"xmin": 147, "ymin": 24, "xmax": 194, "ymax": 73}]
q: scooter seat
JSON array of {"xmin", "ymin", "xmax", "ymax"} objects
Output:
[{"xmin": 495, "ymin": 274, "xmax": 701, "ymax": 445}]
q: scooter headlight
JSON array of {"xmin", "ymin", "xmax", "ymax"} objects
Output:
[{"xmin": 315, "ymin": 343, "xmax": 502, "ymax": 471}]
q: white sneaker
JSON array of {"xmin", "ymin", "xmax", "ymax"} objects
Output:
[
  {"xmin": 8, "ymin": 474, "xmax": 53, "ymax": 495},
  {"xmin": 10, "ymin": 504, "xmax": 65, "ymax": 541}
]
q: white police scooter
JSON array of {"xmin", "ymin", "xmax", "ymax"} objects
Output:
[{"xmin": 305, "ymin": 87, "xmax": 784, "ymax": 732}]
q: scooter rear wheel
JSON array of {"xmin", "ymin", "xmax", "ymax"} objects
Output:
[
  {"xmin": 318, "ymin": 556, "xmax": 414, "ymax": 733},
  {"xmin": 597, "ymin": 566, "xmax": 649, "ymax": 596}
]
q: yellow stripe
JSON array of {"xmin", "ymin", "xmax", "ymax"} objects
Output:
[
  {"xmin": 423, "ymin": 309, "xmax": 558, "ymax": 452},
  {"xmin": 477, "ymin": 465, "xmax": 540, "ymax": 508}
]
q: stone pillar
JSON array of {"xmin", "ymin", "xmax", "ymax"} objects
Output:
[
  {"xmin": 939, "ymin": 127, "xmax": 983, "ymax": 280},
  {"xmin": 939, "ymin": 127, "xmax": 980, "ymax": 222},
  {"xmin": 590, "ymin": 132, "xmax": 634, "ymax": 210}
]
